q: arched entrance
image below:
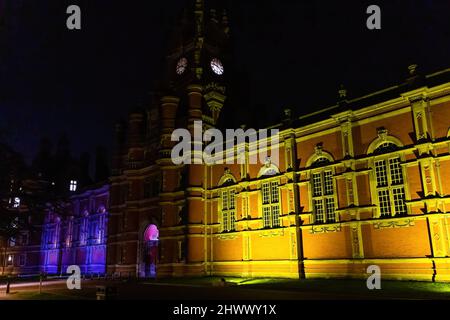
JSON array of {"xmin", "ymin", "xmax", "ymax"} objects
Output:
[{"xmin": 142, "ymin": 224, "xmax": 159, "ymax": 278}]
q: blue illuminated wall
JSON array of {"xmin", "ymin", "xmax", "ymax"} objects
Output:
[{"xmin": 41, "ymin": 184, "xmax": 109, "ymax": 275}]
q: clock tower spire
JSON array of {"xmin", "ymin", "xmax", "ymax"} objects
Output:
[
  {"xmin": 193, "ymin": 0, "xmax": 204, "ymax": 80},
  {"xmin": 163, "ymin": 0, "xmax": 230, "ymax": 127}
]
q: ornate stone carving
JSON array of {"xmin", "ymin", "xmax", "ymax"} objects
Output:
[
  {"xmin": 314, "ymin": 143, "xmax": 323, "ymax": 156},
  {"xmin": 217, "ymin": 234, "xmax": 238, "ymax": 240},
  {"xmin": 351, "ymin": 227, "xmax": 361, "ymax": 258},
  {"xmin": 377, "ymin": 127, "xmax": 388, "ymax": 141},
  {"xmin": 309, "ymin": 225, "xmax": 341, "ymax": 234},
  {"xmin": 259, "ymin": 229, "xmax": 284, "ymax": 238},
  {"xmin": 373, "ymin": 219, "xmax": 415, "ymax": 229}
]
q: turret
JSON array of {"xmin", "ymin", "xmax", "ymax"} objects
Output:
[
  {"xmin": 112, "ymin": 121, "xmax": 126, "ymax": 173},
  {"xmin": 129, "ymin": 110, "xmax": 145, "ymax": 146}
]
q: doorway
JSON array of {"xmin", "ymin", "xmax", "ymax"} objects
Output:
[{"xmin": 142, "ymin": 224, "xmax": 159, "ymax": 278}]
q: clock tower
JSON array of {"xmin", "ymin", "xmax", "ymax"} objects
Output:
[
  {"xmin": 163, "ymin": 0, "xmax": 230, "ymax": 127},
  {"xmin": 151, "ymin": 0, "xmax": 232, "ymax": 278},
  {"xmin": 108, "ymin": 0, "xmax": 233, "ymax": 279}
]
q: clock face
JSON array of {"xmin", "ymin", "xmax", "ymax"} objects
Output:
[
  {"xmin": 176, "ymin": 57, "xmax": 188, "ymax": 75},
  {"xmin": 210, "ymin": 58, "xmax": 224, "ymax": 75}
]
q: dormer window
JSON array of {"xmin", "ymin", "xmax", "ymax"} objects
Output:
[
  {"xmin": 13, "ymin": 197, "xmax": 20, "ymax": 208},
  {"xmin": 176, "ymin": 57, "xmax": 188, "ymax": 75}
]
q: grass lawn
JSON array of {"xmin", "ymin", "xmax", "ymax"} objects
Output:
[
  {"xmin": 245, "ymin": 278, "xmax": 450, "ymax": 298},
  {"xmin": 152, "ymin": 276, "xmax": 450, "ymax": 299},
  {"xmin": 0, "ymin": 291, "xmax": 89, "ymax": 300},
  {"xmin": 2, "ymin": 276, "xmax": 450, "ymax": 300}
]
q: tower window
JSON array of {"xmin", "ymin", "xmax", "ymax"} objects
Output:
[
  {"xmin": 69, "ymin": 180, "xmax": 77, "ymax": 191},
  {"xmin": 210, "ymin": 58, "xmax": 224, "ymax": 75},
  {"xmin": 13, "ymin": 197, "xmax": 20, "ymax": 208},
  {"xmin": 176, "ymin": 57, "xmax": 188, "ymax": 75}
]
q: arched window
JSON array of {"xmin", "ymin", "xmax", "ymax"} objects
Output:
[
  {"xmin": 221, "ymin": 188, "xmax": 236, "ymax": 232},
  {"xmin": 311, "ymin": 160, "xmax": 336, "ymax": 224},
  {"xmin": 373, "ymin": 142, "xmax": 398, "ymax": 155},
  {"xmin": 261, "ymin": 180, "xmax": 280, "ymax": 228},
  {"xmin": 311, "ymin": 156, "xmax": 331, "ymax": 168},
  {"xmin": 373, "ymin": 143, "xmax": 407, "ymax": 217},
  {"xmin": 306, "ymin": 144, "xmax": 334, "ymax": 168},
  {"xmin": 366, "ymin": 128, "xmax": 403, "ymax": 155}
]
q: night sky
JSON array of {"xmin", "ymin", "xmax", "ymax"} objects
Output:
[{"xmin": 1, "ymin": 0, "xmax": 449, "ymax": 170}]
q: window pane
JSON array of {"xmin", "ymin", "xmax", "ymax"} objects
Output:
[
  {"xmin": 270, "ymin": 181, "xmax": 279, "ymax": 203},
  {"xmin": 325, "ymin": 198, "xmax": 335, "ymax": 222},
  {"xmin": 377, "ymin": 189, "xmax": 391, "ymax": 216},
  {"xmin": 389, "ymin": 158, "xmax": 403, "ymax": 185},
  {"xmin": 375, "ymin": 160, "xmax": 388, "ymax": 187},
  {"xmin": 314, "ymin": 199, "xmax": 324, "ymax": 223},
  {"xmin": 229, "ymin": 190, "xmax": 235, "ymax": 209},
  {"xmin": 230, "ymin": 211, "xmax": 236, "ymax": 231},
  {"xmin": 272, "ymin": 205, "xmax": 280, "ymax": 227},
  {"xmin": 393, "ymin": 187, "xmax": 407, "ymax": 215},
  {"xmin": 263, "ymin": 207, "xmax": 271, "ymax": 228},
  {"xmin": 222, "ymin": 211, "xmax": 228, "ymax": 231},
  {"xmin": 222, "ymin": 191, "xmax": 228, "ymax": 210},
  {"xmin": 262, "ymin": 183, "xmax": 270, "ymax": 204},
  {"xmin": 312, "ymin": 173, "xmax": 322, "ymax": 197},
  {"xmin": 324, "ymin": 171, "xmax": 333, "ymax": 195}
]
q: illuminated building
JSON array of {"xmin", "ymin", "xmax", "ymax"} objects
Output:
[
  {"xmin": 0, "ymin": 138, "xmax": 110, "ymax": 276},
  {"xmin": 107, "ymin": 1, "xmax": 450, "ymax": 281},
  {"xmin": 3, "ymin": 1, "xmax": 450, "ymax": 284},
  {"xmin": 1, "ymin": 183, "xmax": 109, "ymax": 276},
  {"xmin": 41, "ymin": 184, "xmax": 109, "ymax": 275}
]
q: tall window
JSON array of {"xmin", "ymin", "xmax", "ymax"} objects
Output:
[
  {"xmin": 89, "ymin": 222, "xmax": 98, "ymax": 243},
  {"xmin": 120, "ymin": 246, "xmax": 125, "ymax": 264},
  {"xmin": 19, "ymin": 254, "xmax": 26, "ymax": 266},
  {"xmin": 69, "ymin": 180, "xmax": 77, "ymax": 192},
  {"xmin": 13, "ymin": 197, "xmax": 20, "ymax": 208},
  {"xmin": 261, "ymin": 181, "xmax": 280, "ymax": 228},
  {"xmin": 312, "ymin": 170, "xmax": 335, "ymax": 223},
  {"xmin": 374, "ymin": 146, "xmax": 407, "ymax": 217},
  {"xmin": 98, "ymin": 214, "xmax": 106, "ymax": 244},
  {"xmin": 144, "ymin": 177, "xmax": 161, "ymax": 198},
  {"xmin": 221, "ymin": 189, "xmax": 236, "ymax": 232},
  {"xmin": 66, "ymin": 220, "xmax": 73, "ymax": 247},
  {"xmin": 80, "ymin": 217, "xmax": 88, "ymax": 246},
  {"xmin": 177, "ymin": 240, "xmax": 186, "ymax": 262}
]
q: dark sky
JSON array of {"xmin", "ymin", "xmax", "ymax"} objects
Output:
[{"xmin": 1, "ymin": 0, "xmax": 449, "ymax": 169}]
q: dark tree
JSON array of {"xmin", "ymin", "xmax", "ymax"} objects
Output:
[{"xmin": 95, "ymin": 146, "xmax": 110, "ymax": 182}]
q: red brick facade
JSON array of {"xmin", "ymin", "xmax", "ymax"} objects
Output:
[{"xmin": 106, "ymin": 2, "xmax": 450, "ymax": 281}]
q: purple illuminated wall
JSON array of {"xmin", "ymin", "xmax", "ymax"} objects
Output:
[{"xmin": 41, "ymin": 185, "xmax": 109, "ymax": 275}]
